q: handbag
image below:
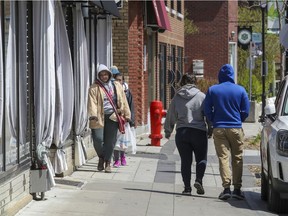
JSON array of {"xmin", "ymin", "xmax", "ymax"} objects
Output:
[{"xmin": 95, "ymin": 79, "xmax": 125, "ymax": 134}]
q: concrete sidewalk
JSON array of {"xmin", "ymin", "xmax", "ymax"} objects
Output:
[{"xmin": 16, "ymin": 122, "xmax": 281, "ymax": 216}]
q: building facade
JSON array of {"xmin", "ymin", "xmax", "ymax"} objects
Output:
[
  {"xmin": 0, "ymin": 1, "xmax": 120, "ymax": 214},
  {"xmin": 112, "ymin": 0, "xmax": 185, "ymax": 134},
  {"xmin": 185, "ymin": 1, "xmax": 238, "ymax": 81}
]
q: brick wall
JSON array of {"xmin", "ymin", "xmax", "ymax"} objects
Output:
[
  {"xmin": 0, "ymin": 169, "xmax": 32, "ymax": 216},
  {"xmin": 128, "ymin": 1, "xmax": 147, "ymax": 126},
  {"xmin": 112, "ymin": 1, "xmax": 148, "ymax": 127},
  {"xmin": 158, "ymin": 0, "xmax": 185, "ymax": 107},
  {"xmin": 112, "ymin": 0, "xmax": 129, "ymax": 78},
  {"xmin": 228, "ymin": 1, "xmax": 238, "ymax": 43},
  {"xmin": 185, "ymin": 1, "xmax": 230, "ymax": 80}
]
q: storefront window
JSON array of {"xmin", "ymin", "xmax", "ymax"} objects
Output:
[
  {"xmin": 177, "ymin": 46, "xmax": 183, "ymax": 73},
  {"xmin": 159, "ymin": 43, "xmax": 167, "ymax": 108},
  {"xmin": 177, "ymin": 0, "xmax": 181, "ymax": 14},
  {"xmin": 0, "ymin": 1, "xmax": 30, "ymax": 172},
  {"xmin": 170, "ymin": 0, "xmax": 174, "ymax": 10}
]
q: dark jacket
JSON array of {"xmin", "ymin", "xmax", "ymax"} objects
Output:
[{"xmin": 123, "ymin": 84, "xmax": 135, "ymax": 127}]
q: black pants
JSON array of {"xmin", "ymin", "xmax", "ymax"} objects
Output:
[{"xmin": 175, "ymin": 127, "xmax": 208, "ymax": 188}]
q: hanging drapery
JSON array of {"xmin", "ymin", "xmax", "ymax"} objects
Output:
[
  {"xmin": 85, "ymin": 16, "xmax": 96, "ymax": 84},
  {"xmin": 53, "ymin": 1, "xmax": 74, "ymax": 174},
  {"xmin": 90, "ymin": 23, "xmax": 96, "ymax": 84},
  {"xmin": 97, "ymin": 15, "xmax": 112, "ymax": 67},
  {"xmin": 0, "ymin": 11, "xmax": 3, "ymax": 167},
  {"xmin": 73, "ymin": 4, "xmax": 89, "ymax": 167},
  {"xmin": 6, "ymin": 1, "xmax": 28, "ymax": 164},
  {"xmin": 33, "ymin": 0, "xmax": 56, "ymax": 188}
]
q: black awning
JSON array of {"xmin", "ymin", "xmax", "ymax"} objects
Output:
[{"xmin": 91, "ymin": 0, "xmax": 121, "ymax": 18}]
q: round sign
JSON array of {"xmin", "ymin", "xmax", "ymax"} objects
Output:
[{"xmin": 238, "ymin": 29, "xmax": 252, "ymax": 45}]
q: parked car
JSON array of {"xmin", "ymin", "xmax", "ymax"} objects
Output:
[{"xmin": 261, "ymin": 78, "xmax": 288, "ymax": 213}]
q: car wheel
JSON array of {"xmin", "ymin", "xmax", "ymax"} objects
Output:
[
  {"xmin": 267, "ymin": 158, "xmax": 288, "ymax": 213},
  {"xmin": 261, "ymin": 166, "xmax": 268, "ymax": 201}
]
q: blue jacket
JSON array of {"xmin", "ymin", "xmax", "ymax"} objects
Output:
[{"xmin": 204, "ymin": 64, "xmax": 250, "ymax": 128}]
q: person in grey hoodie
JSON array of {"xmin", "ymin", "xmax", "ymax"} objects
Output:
[{"xmin": 164, "ymin": 74, "xmax": 208, "ymax": 195}]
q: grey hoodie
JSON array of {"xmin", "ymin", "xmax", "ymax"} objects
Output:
[
  {"xmin": 97, "ymin": 64, "xmax": 114, "ymax": 114},
  {"xmin": 164, "ymin": 84, "xmax": 207, "ymax": 137}
]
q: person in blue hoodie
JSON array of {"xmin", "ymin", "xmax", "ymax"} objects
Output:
[
  {"xmin": 164, "ymin": 74, "xmax": 208, "ymax": 196},
  {"xmin": 204, "ymin": 64, "xmax": 250, "ymax": 200}
]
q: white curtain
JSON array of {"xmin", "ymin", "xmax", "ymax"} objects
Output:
[
  {"xmin": 53, "ymin": 1, "xmax": 74, "ymax": 174},
  {"xmin": 6, "ymin": 1, "xmax": 28, "ymax": 164},
  {"xmin": 97, "ymin": 15, "xmax": 113, "ymax": 67},
  {"xmin": 91, "ymin": 20, "xmax": 96, "ymax": 83},
  {"xmin": 0, "ymin": 12, "xmax": 3, "ymax": 168},
  {"xmin": 33, "ymin": 0, "xmax": 56, "ymax": 188},
  {"xmin": 85, "ymin": 17, "xmax": 96, "ymax": 84},
  {"xmin": 73, "ymin": 4, "xmax": 89, "ymax": 167}
]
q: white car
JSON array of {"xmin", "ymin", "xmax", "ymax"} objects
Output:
[{"xmin": 261, "ymin": 78, "xmax": 288, "ymax": 213}]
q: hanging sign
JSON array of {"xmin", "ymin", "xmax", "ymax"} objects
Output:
[{"xmin": 238, "ymin": 26, "xmax": 252, "ymax": 50}]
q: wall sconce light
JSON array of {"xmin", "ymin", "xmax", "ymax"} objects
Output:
[{"xmin": 229, "ymin": 31, "xmax": 235, "ymax": 41}]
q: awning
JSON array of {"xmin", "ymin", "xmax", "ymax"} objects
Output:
[
  {"xmin": 151, "ymin": 0, "xmax": 171, "ymax": 31},
  {"xmin": 91, "ymin": 0, "xmax": 121, "ymax": 18}
]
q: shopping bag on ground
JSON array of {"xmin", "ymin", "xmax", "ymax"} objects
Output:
[{"xmin": 115, "ymin": 123, "xmax": 131, "ymax": 151}]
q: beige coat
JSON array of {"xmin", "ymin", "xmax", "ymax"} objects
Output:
[{"xmin": 88, "ymin": 81, "xmax": 131, "ymax": 129}]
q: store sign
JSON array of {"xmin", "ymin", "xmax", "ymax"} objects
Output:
[
  {"xmin": 193, "ymin": 60, "xmax": 204, "ymax": 78},
  {"xmin": 238, "ymin": 29, "xmax": 251, "ymax": 45},
  {"xmin": 238, "ymin": 26, "xmax": 252, "ymax": 50},
  {"xmin": 252, "ymin": 33, "xmax": 262, "ymax": 43}
]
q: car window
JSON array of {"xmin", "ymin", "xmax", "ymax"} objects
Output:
[
  {"xmin": 283, "ymin": 87, "xmax": 288, "ymax": 115},
  {"xmin": 276, "ymin": 80, "xmax": 286, "ymax": 113}
]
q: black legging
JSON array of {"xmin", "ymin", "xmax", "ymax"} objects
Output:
[{"xmin": 175, "ymin": 127, "xmax": 208, "ymax": 188}]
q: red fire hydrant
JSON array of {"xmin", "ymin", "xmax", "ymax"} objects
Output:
[{"xmin": 149, "ymin": 100, "xmax": 166, "ymax": 146}]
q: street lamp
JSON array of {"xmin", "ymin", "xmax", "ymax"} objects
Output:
[{"xmin": 260, "ymin": 2, "xmax": 267, "ymax": 121}]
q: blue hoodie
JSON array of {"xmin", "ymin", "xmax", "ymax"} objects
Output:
[{"xmin": 204, "ymin": 64, "xmax": 250, "ymax": 128}]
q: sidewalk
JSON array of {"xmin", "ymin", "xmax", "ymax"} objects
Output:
[{"xmin": 16, "ymin": 122, "xmax": 280, "ymax": 216}]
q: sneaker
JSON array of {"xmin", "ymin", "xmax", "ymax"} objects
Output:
[
  {"xmin": 232, "ymin": 189, "xmax": 245, "ymax": 200},
  {"xmin": 113, "ymin": 160, "xmax": 120, "ymax": 168},
  {"xmin": 105, "ymin": 162, "xmax": 111, "ymax": 173},
  {"xmin": 182, "ymin": 187, "xmax": 192, "ymax": 196},
  {"xmin": 121, "ymin": 156, "xmax": 127, "ymax": 166},
  {"xmin": 194, "ymin": 181, "xmax": 205, "ymax": 195},
  {"xmin": 218, "ymin": 188, "xmax": 231, "ymax": 200},
  {"xmin": 97, "ymin": 158, "xmax": 104, "ymax": 171}
]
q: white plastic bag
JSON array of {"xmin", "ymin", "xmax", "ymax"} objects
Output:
[
  {"xmin": 115, "ymin": 123, "xmax": 137, "ymax": 154},
  {"xmin": 115, "ymin": 123, "xmax": 131, "ymax": 151}
]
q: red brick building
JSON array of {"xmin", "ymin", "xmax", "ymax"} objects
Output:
[
  {"xmin": 112, "ymin": 0, "xmax": 185, "ymax": 133},
  {"xmin": 185, "ymin": 1, "xmax": 238, "ymax": 82}
]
